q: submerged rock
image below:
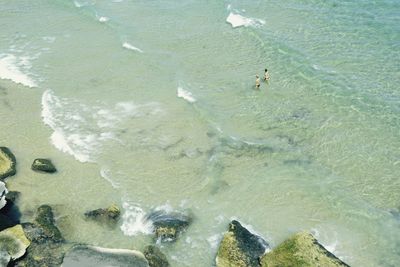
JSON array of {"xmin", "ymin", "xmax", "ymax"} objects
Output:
[
  {"xmin": 0, "ymin": 225, "xmax": 30, "ymax": 261},
  {"xmin": 147, "ymin": 210, "xmax": 191, "ymax": 242},
  {"xmin": 17, "ymin": 223, "xmax": 69, "ymax": 267},
  {"xmin": 84, "ymin": 204, "xmax": 121, "ymax": 225},
  {"xmin": 144, "ymin": 245, "xmax": 170, "ymax": 267},
  {"xmin": 216, "ymin": 220, "xmax": 269, "ymax": 267},
  {"xmin": 62, "ymin": 245, "xmax": 149, "ymax": 267},
  {"xmin": 15, "ymin": 205, "xmax": 67, "ymax": 266},
  {"xmin": 0, "ymin": 147, "xmax": 16, "ymax": 180},
  {"xmin": 31, "ymin": 158, "xmax": 57, "ymax": 173},
  {"xmin": 260, "ymin": 232, "xmax": 349, "ymax": 267},
  {"xmin": 5, "ymin": 190, "xmax": 20, "ymax": 204},
  {"xmin": 33, "ymin": 205, "xmax": 64, "ymax": 242}
]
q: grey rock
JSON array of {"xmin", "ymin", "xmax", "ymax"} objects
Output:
[{"xmin": 62, "ymin": 245, "xmax": 149, "ymax": 267}]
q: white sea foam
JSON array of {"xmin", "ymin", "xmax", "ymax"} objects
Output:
[
  {"xmin": 73, "ymin": 0, "xmax": 94, "ymax": 8},
  {"xmin": 122, "ymin": 42, "xmax": 143, "ymax": 53},
  {"xmin": 226, "ymin": 12, "xmax": 265, "ymax": 28},
  {"xmin": 42, "ymin": 90, "xmax": 163, "ymax": 164},
  {"xmin": 207, "ymin": 233, "xmax": 222, "ymax": 249},
  {"xmin": 0, "ymin": 54, "xmax": 37, "ymax": 88},
  {"xmin": 100, "ymin": 168, "xmax": 120, "ymax": 188},
  {"xmin": 98, "ymin": 16, "xmax": 110, "ymax": 22},
  {"xmin": 120, "ymin": 202, "xmax": 154, "ymax": 236},
  {"xmin": 177, "ymin": 87, "xmax": 196, "ymax": 103},
  {"xmin": 0, "ymin": 182, "xmax": 8, "ymax": 210},
  {"xmin": 42, "ymin": 36, "xmax": 56, "ymax": 43}
]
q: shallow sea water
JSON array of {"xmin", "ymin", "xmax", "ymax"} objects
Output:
[{"xmin": 1, "ymin": 0, "xmax": 400, "ymax": 266}]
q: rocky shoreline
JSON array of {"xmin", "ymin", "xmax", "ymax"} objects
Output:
[{"xmin": 0, "ymin": 146, "xmax": 350, "ymax": 266}]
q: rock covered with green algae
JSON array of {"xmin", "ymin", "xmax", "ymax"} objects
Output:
[
  {"xmin": 0, "ymin": 225, "xmax": 30, "ymax": 262},
  {"xmin": 31, "ymin": 158, "xmax": 57, "ymax": 173},
  {"xmin": 144, "ymin": 245, "xmax": 170, "ymax": 267},
  {"xmin": 33, "ymin": 204, "xmax": 64, "ymax": 242},
  {"xmin": 216, "ymin": 220, "xmax": 269, "ymax": 267},
  {"xmin": 260, "ymin": 232, "xmax": 350, "ymax": 267},
  {"xmin": 0, "ymin": 147, "xmax": 16, "ymax": 180},
  {"xmin": 62, "ymin": 245, "xmax": 150, "ymax": 267},
  {"xmin": 15, "ymin": 205, "xmax": 69, "ymax": 266},
  {"xmin": 84, "ymin": 204, "xmax": 121, "ymax": 225}
]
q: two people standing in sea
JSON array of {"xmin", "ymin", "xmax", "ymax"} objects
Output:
[{"xmin": 255, "ymin": 69, "xmax": 270, "ymax": 89}]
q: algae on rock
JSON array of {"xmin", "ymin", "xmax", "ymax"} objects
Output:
[
  {"xmin": 0, "ymin": 147, "xmax": 16, "ymax": 180},
  {"xmin": 216, "ymin": 220, "xmax": 269, "ymax": 267},
  {"xmin": 84, "ymin": 204, "xmax": 121, "ymax": 225},
  {"xmin": 31, "ymin": 158, "xmax": 57, "ymax": 173},
  {"xmin": 0, "ymin": 225, "xmax": 30, "ymax": 261},
  {"xmin": 260, "ymin": 232, "xmax": 349, "ymax": 267},
  {"xmin": 144, "ymin": 245, "xmax": 170, "ymax": 267},
  {"xmin": 33, "ymin": 204, "xmax": 64, "ymax": 242}
]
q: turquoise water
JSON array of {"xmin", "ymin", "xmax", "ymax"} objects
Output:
[{"xmin": 1, "ymin": 0, "xmax": 400, "ymax": 266}]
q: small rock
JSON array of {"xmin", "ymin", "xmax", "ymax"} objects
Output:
[
  {"xmin": 144, "ymin": 245, "xmax": 170, "ymax": 267},
  {"xmin": 84, "ymin": 204, "xmax": 121, "ymax": 224},
  {"xmin": 0, "ymin": 225, "xmax": 30, "ymax": 261},
  {"xmin": 62, "ymin": 245, "xmax": 150, "ymax": 267},
  {"xmin": 216, "ymin": 220, "xmax": 269, "ymax": 267},
  {"xmin": 0, "ymin": 147, "xmax": 16, "ymax": 180},
  {"xmin": 31, "ymin": 159, "xmax": 57, "ymax": 173},
  {"xmin": 260, "ymin": 232, "xmax": 350, "ymax": 267},
  {"xmin": 147, "ymin": 210, "xmax": 191, "ymax": 242}
]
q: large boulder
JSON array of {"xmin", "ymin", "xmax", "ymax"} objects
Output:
[
  {"xmin": 31, "ymin": 158, "xmax": 57, "ymax": 173},
  {"xmin": 216, "ymin": 220, "xmax": 269, "ymax": 267},
  {"xmin": 84, "ymin": 204, "xmax": 121, "ymax": 225},
  {"xmin": 144, "ymin": 245, "xmax": 170, "ymax": 267},
  {"xmin": 0, "ymin": 225, "xmax": 30, "ymax": 262},
  {"xmin": 62, "ymin": 245, "xmax": 149, "ymax": 267},
  {"xmin": 260, "ymin": 232, "xmax": 349, "ymax": 267},
  {"xmin": 146, "ymin": 210, "xmax": 191, "ymax": 242},
  {"xmin": 0, "ymin": 147, "xmax": 16, "ymax": 180}
]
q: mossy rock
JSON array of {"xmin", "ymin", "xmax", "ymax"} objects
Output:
[
  {"xmin": 144, "ymin": 245, "xmax": 170, "ymax": 267},
  {"xmin": 216, "ymin": 220, "xmax": 269, "ymax": 267},
  {"xmin": 16, "ymin": 205, "xmax": 67, "ymax": 267},
  {"xmin": 0, "ymin": 147, "xmax": 16, "ymax": 180},
  {"xmin": 0, "ymin": 225, "xmax": 30, "ymax": 260},
  {"xmin": 16, "ymin": 222, "xmax": 70, "ymax": 267},
  {"xmin": 260, "ymin": 232, "xmax": 350, "ymax": 267},
  {"xmin": 33, "ymin": 205, "xmax": 64, "ymax": 242},
  {"xmin": 84, "ymin": 204, "xmax": 121, "ymax": 225},
  {"xmin": 31, "ymin": 158, "xmax": 57, "ymax": 173},
  {"xmin": 147, "ymin": 211, "xmax": 191, "ymax": 242}
]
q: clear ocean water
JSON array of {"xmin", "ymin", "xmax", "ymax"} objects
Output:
[{"xmin": 1, "ymin": 0, "xmax": 399, "ymax": 266}]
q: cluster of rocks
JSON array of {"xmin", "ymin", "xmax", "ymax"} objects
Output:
[
  {"xmin": 216, "ymin": 220, "xmax": 349, "ymax": 267},
  {"xmin": 0, "ymin": 146, "xmax": 350, "ymax": 266}
]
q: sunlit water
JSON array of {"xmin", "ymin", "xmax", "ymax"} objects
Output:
[{"xmin": 1, "ymin": 0, "xmax": 399, "ymax": 266}]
